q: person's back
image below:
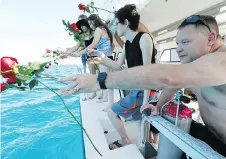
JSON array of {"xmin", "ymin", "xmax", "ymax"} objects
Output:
[
  {"xmin": 88, "ymin": 14, "xmax": 113, "ymax": 58},
  {"xmin": 96, "ymin": 28, "xmax": 112, "ymax": 57}
]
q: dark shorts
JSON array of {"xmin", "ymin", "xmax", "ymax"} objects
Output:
[
  {"xmin": 107, "ymin": 55, "xmax": 113, "ymax": 61},
  {"xmin": 182, "ymin": 120, "xmax": 226, "ymax": 158},
  {"xmin": 81, "ymin": 54, "xmax": 88, "ymax": 65},
  {"xmin": 111, "ymin": 90, "xmax": 144, "ymax": 121}
]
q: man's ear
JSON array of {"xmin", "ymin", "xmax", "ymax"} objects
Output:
[
  {"xmin": 208, "ymin": 32, "xmax": 217, "ymax": 46},
  {"xmin": 124, "ymin": 19, "xmax": 130, "ymax": 27}
]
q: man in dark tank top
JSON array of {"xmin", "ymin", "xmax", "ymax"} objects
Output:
[
  {"xmin": 106, "ymin": 4, "xmax": 156, "ymax": 149},
  {"xmin": 83, "ymin": 4, "xmax": 156, "ymax": 149},
  {"xmin": 60, "ymin": 4, "xmax": 157, "ymax": 149}
]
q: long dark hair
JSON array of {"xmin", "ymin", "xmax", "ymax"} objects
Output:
[
  {"xmin": 76, "ymin": 19, "xmax": 93, "ymax": 36},
  {"xmin": 88, "ymin": 14, "xmax": 113, "ymax": 44}
]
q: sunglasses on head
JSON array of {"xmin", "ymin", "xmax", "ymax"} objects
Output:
[{"xmin": 182, "ymin": 15, "xmax": 211, "ymax": 32}]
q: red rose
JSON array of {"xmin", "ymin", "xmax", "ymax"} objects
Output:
[
  {"xmin": 6, "ymin": 75, "xmax": 17, "ymax": 84},
  {"xmin": 69, "ymin": 23, "xmax": 78, "ymax": 30},
  {"xmin": 1, "ymin": 57, "xmax": 18, "ymax": 72},
  {"xmin": 45, "ymin": 65, "xmax": 49, "ymax": 69},
  {"xmin": 46, "ymin": 49, "xmax": 51, "ymax": 53},
  {"xmin": 75, "ymin": 28, "xmax": 81, "ymax": 33},
  {"xmin": 1, "ymin": 83, "xmax": 6, "ymax": 92},
  {"xmin": 1, "ymin": 70, "xmax": 15, "ymax": 78},
  {"xmin": 78, "ymin": 3, "xmax": 86, "ymax": 10}
]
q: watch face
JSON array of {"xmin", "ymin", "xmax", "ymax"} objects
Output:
[
  {"xmin": 99, "ymin": 75, "xmax": 105, "ymax": 80},
  {"xmin": 98, "ymin": 72, "xmax": 107, "ymax": 81}
]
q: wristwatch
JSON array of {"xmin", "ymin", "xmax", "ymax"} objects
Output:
[{"xmin": 97, "ymin": 72, "xmax": 107, "ymax": 89}]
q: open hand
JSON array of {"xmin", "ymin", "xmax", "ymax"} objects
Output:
[
  {"xmin": 60, "ymin": 51, "xmax": 69, "ymax": 59},
  {"xmin": 59, "ymin": 73, "xmax": 101, "ymax": 96},
  {"xmin": 140, "ymin": 104, "xmax": 160, "ymax": 116},
  {"xmin": 86, "ymin": 49, "xmax": 104, "ymax": 58}
]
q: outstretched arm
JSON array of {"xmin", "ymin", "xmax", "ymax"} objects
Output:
[
  {"xmin": 64, "ymin": 42, "xmax": 81, "ymax": 54},
  {"xmin": 75, "ymin": 28, "xmax": 103, "ymax": 56},
  {"xmin": 59, "ymin": 49, "xmax": 226, "ymax": 95},
  {"xmin": 105, "ymin": 52, "xmax": 226, "ymax": 90},
  {"xmin": 87, "ymin": 45, "xmax": 126, "ymax": 70},
  {"xmin": 70, "ymin": 47, "xmax": 84, "ymax": 57}
]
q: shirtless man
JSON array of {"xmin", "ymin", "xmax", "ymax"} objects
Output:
[{"xmin": 60, "ymin": 15, "xmax": 226, "ymax": 156}]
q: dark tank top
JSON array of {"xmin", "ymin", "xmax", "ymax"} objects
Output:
[
  {"xmin": 84, "ymin": 37, "xmax": 94, "ymax": 47},
  {"xmin": 125, "ymin": 32, "xmax": 156, "ymax": 68}
]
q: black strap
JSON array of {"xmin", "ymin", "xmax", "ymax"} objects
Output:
[
  {"xmin": 133, "ymin": 32, "xmax": 157, "ymax": 64},
  {"xmin": 144, "ymin": 32, "xmax": 157, "ymax": 64},
  {"xmin": 99, "ymin": 81, "xmax": 107, "ymax": 89},
  {"xmin": 133, "ymin": 32, "xmax": 145, "ymax": 44},
  {"xmin": 149, "ymin": 34, "xmax": 157, "ymax": 64}
]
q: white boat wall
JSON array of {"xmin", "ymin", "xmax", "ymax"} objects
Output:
[
  {"xmin": 80, "ymin": 0, "xmax": 226, "ymax": 159},
  {"xmin": 80, "ymin": 90, "xmax": 145, "ymax": 159}
]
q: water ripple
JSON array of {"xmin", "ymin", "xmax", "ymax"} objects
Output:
[{"xmin": 1, "ymin": 65, "xmax": 85, "ymax": 159}]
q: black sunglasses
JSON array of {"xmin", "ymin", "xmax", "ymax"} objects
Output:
[{"xmin": 182, "ymin": 15, "xmax": 211, "ymax": 32}]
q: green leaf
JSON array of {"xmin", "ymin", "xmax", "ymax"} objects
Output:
[
  {"xmin": 74, "ymin": 34, "xmax": 79, "ymax": 40},
  {"xmin": 33, "ymin": 68, "xmax": 45, "ymax": 77},
  {"xmin": 62, "ymin": 20, "xmax": 67, "ymax": 26},
  {"xmin": 16, "ymin": 74, "xmax": 30, "ymax": 81},
  {"xmin": 89, "ymin": 6, "xmax": 95, "ymax": 13},
  {"xmin": 43, "ymin": 54, "xmax": 51, "ymax": 58},
  {"xmin": 22, "ymin": 82, "xmax": 29, "ymax": 86},
  {"xmin": 90, "ymin": 2, "xmax": 94, "ymax": 6},
  {"xmin": 67, "ymin": 21, "xmax": 70, "ymax": 26},
  {"xmin": 17, "ymin": 86, "xmax": 27, "ymax": 91},
  {"xmin": 53, "ymin": 59, "xmax": 59, "ymax": 65},
  {"xmin": 29, "ymin": 79, "xmax": 38, "ymax": 90},
  {"xmin": 17, "ymin": 65, "xmax": 34, "ymax": 76},
  {"xmin": 85, "ymin": 6, "xmax": 91, "ymax": 13},
  {"xmin": 5, "ymin": 83, "xmax": 17, "ymax": 89}
]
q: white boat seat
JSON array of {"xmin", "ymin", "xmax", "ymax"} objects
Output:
[{"xmin": 103, "ymin": 144, "xmax": 144, "ymax": 159}]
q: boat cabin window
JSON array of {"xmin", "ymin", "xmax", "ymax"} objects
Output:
[{"xmin": 160, "ymin": 48, "xmax": 180, "ymax": 63}]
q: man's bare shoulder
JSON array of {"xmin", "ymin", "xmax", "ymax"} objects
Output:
[
  {"xmin": 216, "ymin": 45, "xmax": 226, "ymax": 52},
  {"xmin": 194, "ymin": 48, "xmax": 226, "ymax": 64}
]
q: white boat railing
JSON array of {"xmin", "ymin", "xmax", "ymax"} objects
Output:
[{"xmin": 140, "ymin": 116, "xmax": 226, "ymax": 159}]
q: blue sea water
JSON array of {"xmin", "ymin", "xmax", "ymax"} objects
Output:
[{"xmin": 1, "ymin": 65, "xmax": 85, "ymax": 159}]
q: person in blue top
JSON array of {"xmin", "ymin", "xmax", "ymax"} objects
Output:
[
  {"xmin": 60, "ymin": 15, "xmax": 98, "ymax": 100},
  {"xmin": 73, "ymin": 14, "xmax": 114, "ymax": 103}
]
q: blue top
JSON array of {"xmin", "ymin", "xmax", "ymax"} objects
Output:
[{"xmin": 96, "ymin": 37, "xmax": 112, "ymax": 57}]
